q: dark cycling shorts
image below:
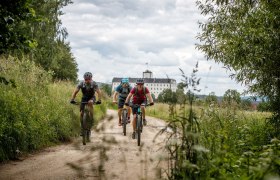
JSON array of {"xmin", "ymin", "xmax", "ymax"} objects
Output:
[
  {"xmin": 131, "ymin": 101, "xmax": 146, "ymax": 114},
  {"xmin": 118, "ymin": 98, "xmax": 126, "ymax": 109},
  {"xmin": 80, "ymin": 96, "xmax": 95, "ymax": 112}
]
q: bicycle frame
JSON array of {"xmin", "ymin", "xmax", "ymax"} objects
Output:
[
  {"xmin": 72, "ymin": 101, "xmax": 98, "ymax": 145},
  {"xmin": 81, "ymin": 102, "xmax": 93, "ymax": 145},
  {"xmin": 130, "ymin": 103, "xmax": 150, "ymax": 146},
  {"xmin": 136, "ymin": 106, "xmax": 143, "ymax": 146}
]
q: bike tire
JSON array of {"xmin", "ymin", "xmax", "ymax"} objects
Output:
[
  {"xmin": 137, "ymin": 115, "xmax": 141, "ymax": 146},
  {"xmin": 122, "ymin": 109, "xmax": 127, "ymax": 136},
  {"xmin": 86, "ymin": 130, "xmax": 91, "ymax": 142},
  {"xmin": 82, "ymin": 109, "xmax": 88, "ymax": 145}
]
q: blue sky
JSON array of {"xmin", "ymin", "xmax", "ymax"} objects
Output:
[{"xmin": 60, "ymin": 0, "xmax": 245, "ymax": 96}]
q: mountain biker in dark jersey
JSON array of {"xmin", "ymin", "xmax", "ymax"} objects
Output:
[
  {"xmin": 113, "ymin": 78, "xmax": 132, "ymax": 126},
  {"xmin": 124, "ymin": 79, "xmax": 154, "ymax": 139},
  {"xmin": 70, "ymin": 72, "xmax": 101, "ymax": 134}
]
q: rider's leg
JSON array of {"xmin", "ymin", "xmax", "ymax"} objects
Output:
[
  {"xmin": 127, "ymin": 107, "xmax": 131, "ymax": 119},
  {"xmin": 80, "ymin": 110, "xmax": 84, "ymax": 135},
  {"xmin": 79, "ymin": 101, "xmax": 87, "ymax": 135},
  {"xmin": 118, "ymin": 108, "xmax": 122, "ymax": 125},
  {"xmin": 132, "ymin": 114, "xmax": 137, "ymax": 131},
  {"xmin": 88, "ymin": 103, "xmax": 94, "ymax": 127},
  {"xmin": 132, "ymin": 114, "xmax": 137, "ymax": 139},
  {"xmin": 141, "ymin": 106, "xmax": 145, "ymax": 119},
  {"xmin": 141, "ymin": 106, "xmax": 147, "ymax": 125},
  {"xmin": 118, "ymin": 99, "xmax": 125, "ymax": 125},
  {"xmin": 131, "ymin": 105, "xmax": 137, "ymax": 139}
]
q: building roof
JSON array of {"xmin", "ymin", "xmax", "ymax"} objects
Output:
[
  {"xmin": 143, "ymin": 70, "xmax": 152, "ymax": 73},
  {"xmin": 112, "ymin": 77, "xmax": 176, "ymax": 84}
]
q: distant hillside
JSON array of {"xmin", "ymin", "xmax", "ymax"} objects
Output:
[{"xmin": 196, "ymin": 94, "xmax": 263, "ymax": 103}]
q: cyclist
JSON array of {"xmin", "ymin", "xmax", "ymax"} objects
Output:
[
  {"xmin": 124, "ymin": 79, "xmax": 154, "ymax": 139},
  {"xmin": 70, "ymin": 72, "xmax": 101, "ymax": 135},
  {"xmin": 113, "ymin": 78, "xmax": 132, "ymax": 126}
]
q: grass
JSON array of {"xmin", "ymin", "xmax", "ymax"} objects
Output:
[{"xmin": 0, "ymin": 58, "xmax": 107, "ymax": 161}]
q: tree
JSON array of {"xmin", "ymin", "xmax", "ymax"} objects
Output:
[
  {"xmin": 1, "ymin": 0, "xmax": 78, "ymax": 81},
  {"xmin": 0, "ymin": 0, "xmax": 35, "ymax": 53},
  {"xmin": 197, "ymin": 0, "xmax": 280, "ymax": 135},
  {"xmin": 157, "ymin": 89, "xmax": 177, "ymax": 104},
  {"xmin": 240, "ymin": 98, "xmax": 252, "ymax": 110},
  {"xmin": 100, "ymin": 84, "xmax": 112, "ymax": 97},
  {"xmin": 222, "ymin": 89, "xmax": 241, "ymax": 106},
  {"xmin": 51, "ymin": 41, "xmax": 78, "ymax": 81},
  {"xmin": 205, "ymin": 92, "xmax": 218, "ymax": 105},
  {"xmin": 176, "ymin": 88, "xmax": 186, "ymax": 105},
  {"xmin": 176, "ymin": 82, "xmax": 187, "ymax": 105}
]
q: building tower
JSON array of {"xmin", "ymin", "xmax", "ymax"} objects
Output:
[{"xmin": 143, "ymin": 70, "xmax": 153, "ymax": 78}]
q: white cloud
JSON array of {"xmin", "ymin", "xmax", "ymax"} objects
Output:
[{"xmin": 60, "ymin": 0, "xmax": 246, "ymax": 96}]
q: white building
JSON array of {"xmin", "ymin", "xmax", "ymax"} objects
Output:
[{"xmin": 112, "ymin": 70, "xmax": 177, "ymax": 98}]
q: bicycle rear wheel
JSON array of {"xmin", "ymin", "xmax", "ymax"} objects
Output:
[{"xmin": 122, "ymin": 109, "xmax": 127, "ymax": 136}]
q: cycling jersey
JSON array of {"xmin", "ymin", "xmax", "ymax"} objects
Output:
[
  {"xmin": 116, "ymin": 84, "xmax": 131, "ymax": 98},
  {"xmin": 77, "ymin": 80, "xmax": 99, "ymax": 100},
  {"xmin": 131, "ymin": 87, "xmax": 149, "ymax": 105}
]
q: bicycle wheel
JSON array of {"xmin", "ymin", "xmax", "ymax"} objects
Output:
[
  {"xmin": 122, "ymin": 109, "xmax": 127, "ymax": 136},
  {"xmin": 86, "ymin": 130, "xmax": 91, "ymax": 142},
  {"xmin": 82, "ymin": 110, "xmax": 87, "ymax": 145},
  {"xmin": 136, "ymin": 115, "xmax": 141, "ymax": 146}
]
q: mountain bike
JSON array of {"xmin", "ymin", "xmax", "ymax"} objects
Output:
[
  {"xmin": 121, "ymin": 108, "xmax": 128, "ymax": 136},
  {"xmin": 71, "ymin": 101, "xmax": 100, "ymax": 145},
  {"xmin": 131, "ymin": 103, "xmax": 150, "ymax": 146}
]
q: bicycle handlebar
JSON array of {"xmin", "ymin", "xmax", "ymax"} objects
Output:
[
  {"xmin": 128, "ymin": 103, "xmax": 152, "ymax": 108},
  {"xmin": 70, "ymin": 100, "xmax": 101, "ymax": 105}
]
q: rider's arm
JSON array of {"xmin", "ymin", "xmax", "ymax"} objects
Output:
[
  {"xmin": 71, "ymin": 87, "xmax": 80, "ymax": 100},
  {"xmin": 125, "ymin": 93, "xmax": 133, "ymax": 104},
  {"xmin": 113, "ymin": 91, "xmax": 118, "ymax": 102},
  {"xmin": 147, "ymin": 93, "xmax": 154, "ymax": 104}
]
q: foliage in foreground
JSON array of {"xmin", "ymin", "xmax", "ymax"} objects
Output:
[
  {"xmin": 197, "ymin": 0, "xmax": 280, "ymax": 137},
  {"xmin": 0, "ymin": 58, "xmax": 106, "ymax": 161},
  {"xmin": 156, "ymin": 68, "xmax": 280, "ymax": 179}
]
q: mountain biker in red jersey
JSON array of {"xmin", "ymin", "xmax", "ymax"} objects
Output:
[
  {"xmin": 70, "ymin": 72, "xmax": 101, "ymax": 135},
  {"xmin": 124, "ymin": 79, "xmax": 154, "ymax": 139}
]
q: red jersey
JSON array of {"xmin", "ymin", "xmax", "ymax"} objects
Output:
[{"xmin": 130, "ymin": 87, "xmax": 149, "ymax": 104}]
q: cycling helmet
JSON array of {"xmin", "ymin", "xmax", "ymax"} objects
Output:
[
  {"xmin": 136, "ymin": 79, "xmax": 144, "ymax": 85},
  {"xmin": 83, "ymin": 72, "xmax": 92, "ymax": 79},
  {"xmin": 121, "ymin": 78, "xmax": 129, "ymax": 84}
]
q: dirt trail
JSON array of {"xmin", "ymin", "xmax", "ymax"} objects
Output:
[{"xmin": 0, "ymin": 110, "xmax": 169, "ymax": 180}]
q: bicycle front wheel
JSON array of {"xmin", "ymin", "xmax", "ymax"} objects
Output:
[
  {"xmin": 82, "ymin": 111, "xmax": 89, "ymax": 145},
  {"xmin": 82, "ymin": 112, "xmax": 87, "ymax": 145},
  {"xmin": 136, "ymin": 115, "xmax": 141, "ymax": 146}
]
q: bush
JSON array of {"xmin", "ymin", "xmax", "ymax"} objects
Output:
[{"xmin": 0, "ymin": 57, "xmax": 106, "ymax": 161}]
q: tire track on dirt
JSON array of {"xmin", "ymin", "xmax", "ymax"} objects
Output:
[{"xmin": 0, "ymin": 110, "xmax": 168, "ymax": 180}]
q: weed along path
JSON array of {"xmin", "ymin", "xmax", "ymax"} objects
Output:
[{"xmin": 0, "ymin": 109, "xmax": 168, "ymax": 180}]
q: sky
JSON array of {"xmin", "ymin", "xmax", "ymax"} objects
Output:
[{"xmin": 60, "ymin": 0, "xmax": 246, "ymax": 96}]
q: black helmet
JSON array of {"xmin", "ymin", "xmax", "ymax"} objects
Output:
[
  {"xmin": 136, "ymin": 79, "xmax": 144, "ymax": 85},
  {"xmin": 83, "ymin": 72, "xmax": 92, "ymax": 79}
]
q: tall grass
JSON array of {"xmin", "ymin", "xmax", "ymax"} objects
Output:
[
  {"xmin": 150, "ymin": 101, "xmax": 279, "ymax": 179},
  {"xmin": 149, "ymin": 64, "xmax": 279, "ymax": 179},
  {"xmin": 0, "ymin": 57, "xmax": 107, "ymax": 161},
  {"xmin": 146, "ymin": 101, "xmax": 280, "ymax": 178}
]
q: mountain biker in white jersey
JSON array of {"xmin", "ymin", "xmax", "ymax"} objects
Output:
[{"xmin": 70, "ymin": 72, "xmax": 101, "ymax": 135}]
